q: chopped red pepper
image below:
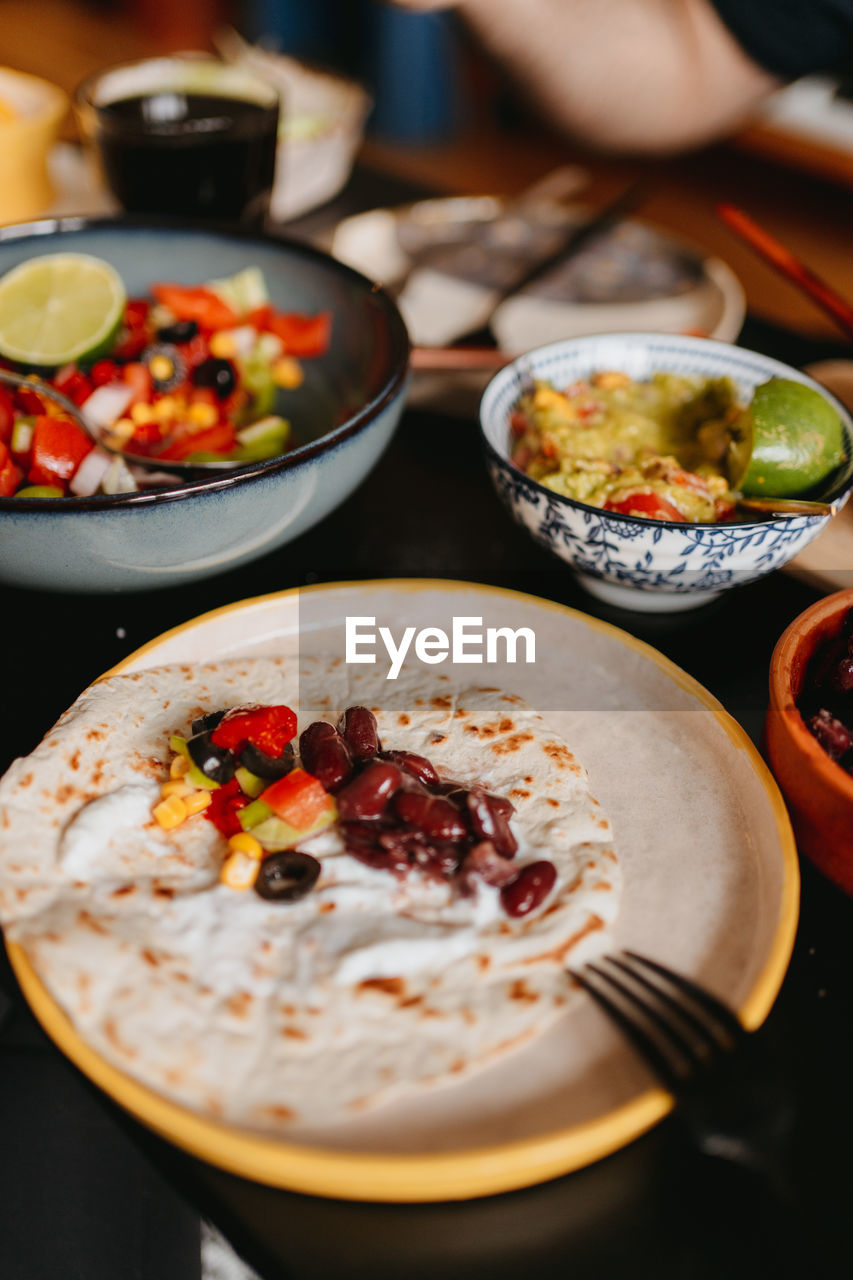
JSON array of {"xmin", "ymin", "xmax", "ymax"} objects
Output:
[
  {"xmin": 15, "ymin": 387, "xmax": 46, "ymax": 416},
  {"xmin": 0, "ymin": 441, "xmax": 22, "ymax": 496},
  {"xmin": 603, "ymin": 491, "xmax": 687, "ymax": 522},
  {"xmin": 54, "ymin": 365, "xmax": 93, "ymax": 407},
  {"xmin": 260, "ymin": 768, "xmax": 333, "ymax": 830},
  {"xmin": 28, "ymin": 415, "xmax": 93, "ymax": 488},
  {"xmin": 123, "ymin": 362, "xmax": 152, "ymax": 406},
  {"xmin": 151, "ymin": 283, "xmax": 238, "ymax": 331},
  {"xmin": 211, "ymin": 704, "xmax": 298, "ymax": 756},
  {"xmin": 156, "ymin": 421, "xmax": 237, "ymax": 461},
  {"xmin": 264, "ymin": 310, "xmax": 332, "ymax": 357},
  {"xmin": 205, "ymin": 778, "xmax": 249, "ymax": 838},
  {"xmin": 124, "ymin": 298, "xmax": 151, "ymax": 330}
]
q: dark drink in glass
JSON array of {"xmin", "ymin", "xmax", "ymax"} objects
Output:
[{"xmin": 77, "ymin": 58, "xmax": 280, "ymax": 226}]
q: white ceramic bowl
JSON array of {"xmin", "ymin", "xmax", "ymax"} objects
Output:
[{"xmin": 480, "ymin": 333, "xmax": 853, "ymax": 612}]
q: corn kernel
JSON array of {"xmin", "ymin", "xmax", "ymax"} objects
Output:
[
  {"xmin": 209, "ymin": 332, "xmax": 236, "ymax": 359},
  {"xmin": 131, "ymin": 402, "xmax": 156, "ymax": 425},
  {"xmin": 170, "ymin": 753, "xmax": 190, "ymax": 778},
  {"xmin": 188, "ymin": 401, "xmax": 218, "ymax": 428},
  {"xmin": 184, "ymin": 790, "xmax": 213, "ymax": 816},
  {"xmin": 228, "ymin": 832, "xmax": 263, "ymax": 860},
  {"xmin": 153, "ymin": 794, "xmax": 188, "ymax": 829},
  {"xmin": 152, "ymin": 395, "xmax": 178, "ymax": 422},
  {"xmin": 273, "ymin": 357, "xmax": 304, "ymax": 390},
  {"xmin": 110, "ymin": 417, "xmax": 136, "ymax": 442},
  {"xmin": 161, "ymin": 779, "xmax": 192, "ymax": 799},
  {"xmin": 221, "ymin": 850, "xmax": 259, "ymax": 890},
  {"xmin": 149, "ymin": 354, "xmax": 174, "ymax": 382}
]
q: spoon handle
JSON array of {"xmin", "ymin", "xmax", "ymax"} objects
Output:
[{"xmin": 736, "ymin": 495, "xmax": 836, "ymax": 518}]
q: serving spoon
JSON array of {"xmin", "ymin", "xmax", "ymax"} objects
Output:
[{"xmin": 0, "ymin": 368, "xmax": 232, "ymax": 478}]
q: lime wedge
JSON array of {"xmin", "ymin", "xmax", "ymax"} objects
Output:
[
  {"xmin": 728, "ymin": 377, "xmax": 846, "ymax": 497},
  {"xmin": 0, "ymin": 253, "xmax": 126, "ymax": 366}
]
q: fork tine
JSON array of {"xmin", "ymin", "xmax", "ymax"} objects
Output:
[
  {"xmin": 586, "ymin": 962, "xmax": 710, "ymax": 1077},
  {"xmin": 570, "ymin": 965, "xmax": 686, "ymax": 1089},
  {"xmin": 606, "ymin": 955, "xmax": 739, "ymax": 1056},
  {"xmin": 622, "ymin": 951, "xmax": 745, "ymax": 1043}
]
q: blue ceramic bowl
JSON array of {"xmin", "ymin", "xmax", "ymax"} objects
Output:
[
  {"xmin": 0, "ymin": 218, "xmax": 409, "ymax": 592},
  {"xmin": 480, "ymin": 333, "xmax": 853, "ymax": 612}
]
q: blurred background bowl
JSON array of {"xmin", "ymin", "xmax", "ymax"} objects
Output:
[
  {"xmin": 0, "ymin": 218, "xmax": 408, "ymax": 593},
  {"xmin": 766, "ymin": 587, "xmax": 853, "ymax": 893},
  {"xmin": 0, "ymin": 68, "xmax": 68, "ymax": 224},
  {"xmin": 480, "ymin": 332, "xmax": 853, "ymax": 612}
]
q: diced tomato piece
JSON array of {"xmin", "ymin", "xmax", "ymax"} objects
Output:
[
  {"xmin": 156, "ymin": 421, "xmax": 237, "ymax": 461},
  {"xmin": 123, "ymin": 362, "xmax": 153, "ymax": 406},
  {"xmin": 265, "ymin": 311, "xmax": 332, "ymax": 357},
  {"xmin": 129, "ymin": 420, "xmax": 164, "ymax": 447},
  {"xmin": 53, "ymin": 365, "xmax": 94, "ymax": 407},
  {"xmin": 509, "ymin": 411, "xmax": 528, "ymax": 437},
  {"xmin": 714, "ymin": 497, "xmax": 737, "ymax": 522},
  {"xmin": 124, "ymin": 298, "xmax": 151, "ymax": 329},
  {"xmin": 181, "ymin": 333, "xmax": 210, "ymax": 370},
  {"xmin": 0, "ymin": 444, "xmax": 23, "ymax": 496},
  {"xmin": 112, "ymin": 327, "xmax": 150, "ymax": 361},
  {"xmin": 603, "ymin": 491, "xmax": 686, "ymax": 522},
  {"xmin": 666, "ymin": 465, "xmax": 710, "ymax": 496},
  {"xmin": 204, "ymin": 778, "xmax": 249, "ymax": 838},
  {"xmin": 260, "ymin": 768, "xmax": 333, "ymax": 831},
  {"xmin": 15, "ymin": 387, "xmax": 46, "ymax": 416},
  {"xmin": 151, "ymin": 283, "xmax": 238, "ymax": 331},
  {"xmin": 28, "ymin": 415, "xmax": 93, "ymax": 487},
  {"xmin": 0, "ymin": 387, "xmax": 14, "ymax": 443},
  {"xmin": 90, "ymin": 359, "xmax": 120, "ymax": 387},
  {"xmin": 211, "ymin": 704, "xmax": 298, "ymax": 756}
]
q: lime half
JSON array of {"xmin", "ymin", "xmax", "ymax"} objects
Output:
[
  {"xmin": 0, "ymin": 253, "xmax": 126, "ymax": 366},
  {"xmin": 728, "ymin": 376, "xmax": 845, "ymax": 497}
]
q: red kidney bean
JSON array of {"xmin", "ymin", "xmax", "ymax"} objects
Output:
[
  {"xmin": 300, "ymin": 720, "xmax": 352, "ymax": 791},
  {"xmin": 380, "ymin": 749, "xmax": 439, "ymax": 788},
  {"xmin": 394, "ymin": 791, "xmax": 468, "ymax": 842},
  {"xmin": 415, "ymin": 843, "xmax": 464, "ymax": 878},
  {"xmin": 337, "ymin": 761, "xmax": 402, "ymax": 821},
  {"xmin": 485, "ymin": 792, "xmax": 515, "ymax": 819},
  {"xmin": 338, "ymin": 706, "xmax": 380, "ymax": 760},
  {"xmin": 809, "ymin": 709, "xmax": 853, "ymax": 760},
  {"xmin": 466, "ymin": 789, "xmax": 517, "ymax": 857},
  {"xmin": 461, "ymin": 840, "xmax": 519, "ymax": 888},
  {"xmin": 500, "ymin": 860, "xmax": 557, "ymax": 917}
]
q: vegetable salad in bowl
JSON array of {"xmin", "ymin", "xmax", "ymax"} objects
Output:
[{"xmin": 0, "ymin": 255, "xmax": 331, "ymax": 498}]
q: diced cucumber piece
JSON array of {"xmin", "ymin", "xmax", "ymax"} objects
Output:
[
  {"xmin": 238, "ymin": 798, "xmax": 274, "ymax": 830},
  {"xmin": 235, "ymin": 766, "xmax": 266, "ymax": 798}
]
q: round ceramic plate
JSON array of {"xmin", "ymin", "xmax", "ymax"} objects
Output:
[{"xmin": 6, "ymin": 580, "xmax": 798, "ymax": 1202}]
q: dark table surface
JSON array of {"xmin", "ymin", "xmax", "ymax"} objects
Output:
[{"xmin": 2, "ymin": 169, "xmax": 853, "ymax": 1280}]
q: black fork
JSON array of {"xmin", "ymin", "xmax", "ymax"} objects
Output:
[{"xmin": 569, "ymin": 951, "xmax": 797, "ymax": 1196}]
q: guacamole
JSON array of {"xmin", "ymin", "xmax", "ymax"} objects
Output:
[{"xmin": 511, "ymin": 371, "xmax": 741, "ymax": 522}]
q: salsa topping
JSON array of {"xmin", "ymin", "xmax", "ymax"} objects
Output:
[{"xmin": 155, "ymin": 701, "xmax": 557, "ymax": 918}]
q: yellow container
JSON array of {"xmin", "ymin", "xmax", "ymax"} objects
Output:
[{"xmin": 0, "ymin": 68, "xmax": 68, "ymax": 224}]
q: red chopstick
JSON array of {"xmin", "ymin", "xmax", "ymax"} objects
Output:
[{"xmin": 717, "ymin": 202, "xmax": 853, "ymax": 341}]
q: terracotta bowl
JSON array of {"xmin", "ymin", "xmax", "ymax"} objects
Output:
[{"xmin": 766, "ymin": 588, "xmax": 853, "ymax": 893}]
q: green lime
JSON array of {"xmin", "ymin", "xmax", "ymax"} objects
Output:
[
  {"xmin": 0, "ymin": 253, "xmax": 126, "ymax": 366},
  {"xmin": 728, "ymin": 377, "xmax": 846, "ymax": 497}
]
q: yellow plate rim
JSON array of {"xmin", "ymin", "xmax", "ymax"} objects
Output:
[{"xmin": 5, "ymin": 578, "xmax": 800, "ymax": 1202}]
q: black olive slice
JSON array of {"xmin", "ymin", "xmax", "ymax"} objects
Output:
[
  {"xmin": 255, "ymin": 851, "xmax": 321, "ymax": 902},
  {"xmin": 156, "ymin": 319, "xmax": 199, "ymax": 344},
  {"xmin": 193, "ymin": 356, "xmax": 236, "ymax": 400},
  {"xmin": 186, "ymin": 730, "xmax": 236, "ymax": 784},
  {"xmin": 191, "ymin": 709, "xmax": 227, "ymax": 737},
  {"xmin": 239, "ymin": 740, "xmax": 295, "ymax": 780}
]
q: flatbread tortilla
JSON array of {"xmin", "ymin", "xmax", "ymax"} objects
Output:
[{"xmin": 0, "ymin": 657, "xmax": 619, "ymax": 1129}]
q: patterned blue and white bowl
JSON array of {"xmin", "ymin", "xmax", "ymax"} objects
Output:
[
  {"xmin": 0, "ymin": 218, "xmax": 409, "ymax": 593},
  {"xmin": 480, "ymin": 333, "xmax": 853, "ymax": 612}
]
